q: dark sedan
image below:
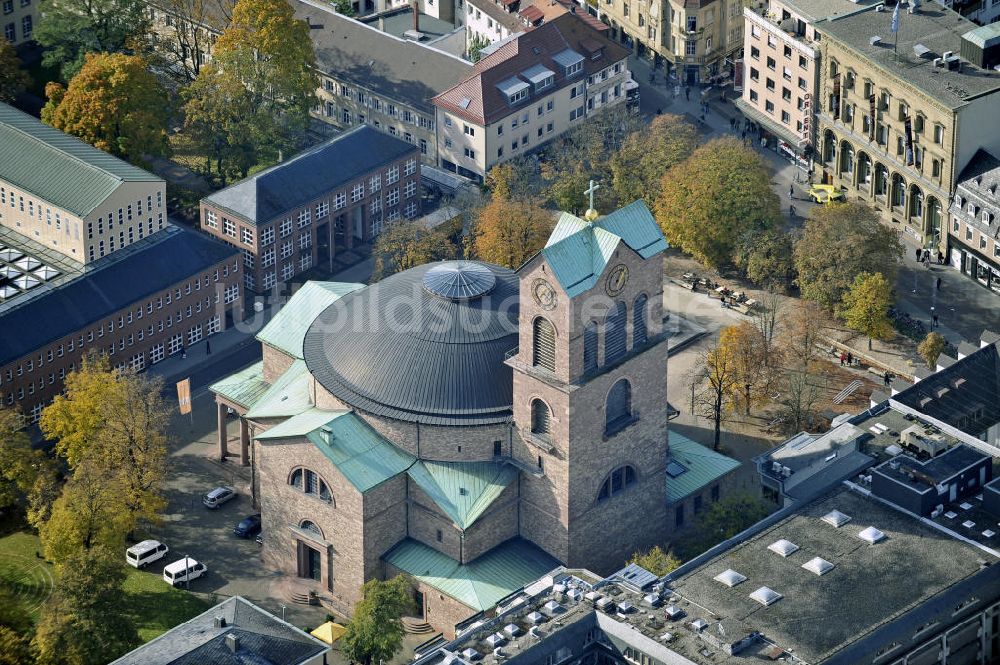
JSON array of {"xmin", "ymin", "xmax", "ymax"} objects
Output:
[{"xmin": 234, "ymin": 514, "xmax": 262, "ymax": 538}]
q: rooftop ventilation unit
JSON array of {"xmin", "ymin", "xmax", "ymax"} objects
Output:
[
  {"xmin": 750, "ymin": 587, "xmax": 783, "ymax": 606},
  {"xmin": 871, "ymin": 35, "xmax": 882, "ymax": 46},
  {"xmin": 617, "ymin": 601, "xmax": 635, "ymax": 614},
  {"xmin": 713, "ymin": 569, "xmax": 748, "ymax": 587},
  {"xmin": 503, "ymin": 624, "xmax": 521, "ymax": 637},
  {"xmin": 690, "ymin": 618, "xmax": 709, "ymax": 632},
  {"xmin": 462, "ymin": 648, "xmax": 480, "ymax": 661},
  {"xmin": 644, "ymin": 593, "xmax": 662, "ymax": 607},
  {"xmin": 485, "ymin": 633, "xmax": 506, "ymax": 648},
  {"xmin": 584, "ymin": 591, "xmax": 601, "ymax": 603},
  {"xmin": 768, "ymin": 539, "xmax": 800, "ymax": 557},
  {"xmin": 822, "ymin": 509, "xmax": 852, "ymax": 527},
  {"xmin": 566, "ymin": 588, "xmax": 582, "ymax": 602},
  {"xmin": 543, "ymin": 600, "xmax": 563, "ymax": 614},
  {"xmin": 858, "ymin": 526, "xmax": 886, "ymax": 544},
  {"xmin": 665, "ymin": 605, "xmax": 685, "ymax": 620},
  {"xmin": 526, "ymin": 611, "xmax": 545, "ymax": 625},
  {"xmin": 801, "ymin": 557, "xmax": 835, "ymax": 576}
]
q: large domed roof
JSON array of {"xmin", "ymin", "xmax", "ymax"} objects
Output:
[{"xmin": 302, "ymin": 261, "xmax": 520, "ymax": 425}]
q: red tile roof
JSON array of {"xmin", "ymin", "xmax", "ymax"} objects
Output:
[
  {"xmin": 433, "ymin": 13, "xmax": 629, "ymax": 125},
  {"xmin": 519, "ymin": 5, "xmax": 544, "ymax": 21}
]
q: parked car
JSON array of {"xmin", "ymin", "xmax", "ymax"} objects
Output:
[
  {"xmin": 203, "ymin": 486, "xmax": 236, "ymax": 509},
  {"xmin": 126, "ymin": 540, "xmax": 169, "ymax": 569},
  {"xmin": 234, "ymin": 514, "xmax": 262, "ymax": 538},
  {"xmin": 163, "ymin": 557, "xmax": 207, "ymax": 586},
  {"xmin": 807, "ymin": 184, "xmax": 845, "ymax": 204}
]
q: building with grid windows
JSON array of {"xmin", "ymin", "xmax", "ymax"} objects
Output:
[
  {"xmin": 2, "ymin": 0, "xmax": 35, "ymax": 46},
  {"xmin": 0, "ymin": 102, "xmax": 241, "ymax": 421},
  {"xmin": 199, "ymin": 126, "xmax": 420, "ymax": 295}
]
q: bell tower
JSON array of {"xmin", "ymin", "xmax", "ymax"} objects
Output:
[{"xmin": 509, "ymin": 198, "xmax": 672, "ymax": 574}]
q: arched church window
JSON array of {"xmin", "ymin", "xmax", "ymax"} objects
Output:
[
  {"xmin": 597, "ymin": 465, "xmax": 637, "ymax": 500},
  {"xmin": 530, "ymin": 398, "xmax": 551, "ymax": 439},
  {"xmin": 604, "ymin": 302, "xmax": 627, "ymax": 364},
  {"xmin": 605, "ymin": 378, "xmax": 632, "ymax": 434},
  {"xmin": 301, "ymin": 520, "xmax": 322, "ymax": 536},
  {"xmin": 290, "ymin": 467, "xmax": 332, "ymax": 503},
  {"xmin": 532, "ymin": 317, "xmax": 556, "ymax": 372},
  {"xmin": 289, "ymin": 468, "xmax": 303, "ymax": 489},
  {"xmin": 633, "ymin": 294, "xmax": 648, "ymax": 347},
  {"xmin": 583, "ymin": 322, "xmax": 598, "ymax": 373}
]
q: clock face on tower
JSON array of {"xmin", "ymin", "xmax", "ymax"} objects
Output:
[
  {"xmin": 606, "ymin": 264, "xmax": 629, "ymax": 297},
  {"xmin": 532, "ymin": 278, "xmax": 557, "ymax": 310}
]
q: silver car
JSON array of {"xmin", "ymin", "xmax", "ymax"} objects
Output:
[{"xmin": 202, "ymin": 485, "xmax": 237, "ymax": 509}]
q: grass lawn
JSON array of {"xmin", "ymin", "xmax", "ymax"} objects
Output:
[{"xmin": 0, "ymin": 531, "xmax": 210, "ymax": 643}]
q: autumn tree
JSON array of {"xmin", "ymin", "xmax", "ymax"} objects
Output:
[
  {"xmin": 839, "ymin": 271, "xmax": 894, "ymax": 350},
  {"xmin": 34, "ymin": 0, "xmax": 149, "ymax": 80},
  {"xmin": 751, "ymin": 289, "xmax": 783, "ymax": 369},
  {"xmin": 655, "ymin": 137, "xmax": 781, "ymax": 269},
  {"xmin": 0, "ymin": 40, "xmax": 30, "ymax": 103},
  {"xmin": 696, "ymin": 334, "xmax": 739, "ymax": 451},
  {"xmin": 783, "ymin": 300, "xmax": 826, "ymax": 367},
  {"xmin": 734, "ymin": 228, "xmax": 795, "ymax": 289},
  {"xmin": 193, "ymin": 0, "xmax": 318, "ymax": 161},
  {"xmin": 610, "ymin": 113, "xmax": 698, "ymax": 204},
  {"xmin": 0, "ymin": 589, "xmax": 33, "ymax": 665},
  {"xmin": 472, "ymin": 171, "xmax": 554, "ymax": 269},
  {"xmin": 719, "ymin": 323, "xmax": 775, "ymax": 416},
  {"xmin": 340, "ymin": 576, "xmax": 414, "ymax": 665},
  {"xmin": 629, "ymin": 545, "xmax": 682, "ymax": 577},
  {"xmin": 33, "ymin": 546, "xmax": 139, "ymax": 665},
  {"xmin": 42, "ymin": 53, "xmax": 170, "ymax": 164},
  {"xmin": 372, "ymin": 221, "xmax": 458, "ymax": 280},
  {"xmin": 0, "ymin": 407, "xmax": 56, "ymax": 518},
  {"xmin": 793, "ymin": 203, "xmax": 904, "ymax": 309},
  {"xmin": 775, "ymin": 301, "xmax": 827, "ymax": 433},
  {"xmin": 918, "ymin": 331, "xmax": 947, "ymax": 369}
]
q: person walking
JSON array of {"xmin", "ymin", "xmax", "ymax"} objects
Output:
[
  {"xmin": 840, "ymin": 352, "xmax": 846, "ymax": 366},
  {"xmin": 915, "ymin": 247, "xmax": 922, "ymax": 261},
  {"xmin": 789, "ymin": 184, "xmax": 794, "ymax": 199},
  {"xmin": 933, "ymin": 313, "xmax": 939, "ymax": 327},
  {"xmin": 685, "ymin": 86, "xmax": 690, "ymax": 101},
  {"xmin": 884, "ymin": 371, "xmax": 892, "ymax": 388},
  {"xmin": 847, "ymin": 352, "xmax": 854, "ymax": 366},
  {"xmin": 789, "ymin": 204, "xmax": 796, "ymax": 218}
]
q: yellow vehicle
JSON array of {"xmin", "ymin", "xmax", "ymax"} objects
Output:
[{"xmin": 807, "ymin": 184, "xmax": 845, "ymax": 204}]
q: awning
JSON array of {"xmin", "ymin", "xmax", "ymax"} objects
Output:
[
  {"xmin": 310, "ymin": 622, "xmax": 347, "ymax": 644},
  {"xmin": 735, "ymin": 98, "xmax": 807, "ymax": 151}
]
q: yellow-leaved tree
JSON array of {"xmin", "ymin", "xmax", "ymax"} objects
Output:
[
  {"xmin": 839, "ymin": 271, "xmax": 894, "ymax": 350},
  {"xmin": 472, "ymin": 164, "xmax": 554, "ymax": 269}
]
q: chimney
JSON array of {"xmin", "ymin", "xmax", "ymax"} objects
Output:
[
  {"xmin": 411, "ymin": 0, "xmax": 420, "ymax": 33},
  {"xmin": 226, "ymin": 634, "xmax": 239, "ymax": 654},
  {"xmin": 213, "ymin": 617, "xmax": 227, "ymax": 629}
]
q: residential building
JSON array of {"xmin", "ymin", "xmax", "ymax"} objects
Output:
[
  {"xmin": 598, "ymin": 0, "xmax": 744, "ymax": 83},
  {"xmin": 2, "ymin": 0, "xmax": 35, "ymax": 46},
  {"xmin": 200, "ymin": 126, "xmax": 420, "ymax": 295},
  {"xmin": 109, "ymin": 596, "xmax": 330, "ymax": 665},
  {"xmin": 210, "ymin": 200, "xmax": 743, "ymax": 635},
  {"xmin": 295, "ymin": 0, "xmax": 472, "ymax": 165},
  {"xmin": 463, "ymin": 0, "xmax": 607, "ymax": 52},
  {"xmin": 0, "ymin": 103, "xmax": 241, "ymax": 421},
  {"xmin": 434, "ymin": 13, "xmax": 631, "ymax": 181},
  {"xmin": 936, "ymin": 0, "xmax": 1000, "ymax": 27},
  {"xmin": 948, "ymin": 149, "xmax": 1000, "ymax": 293},
  {"xmin": 815, "ymin": 3, "xmax": 1000, "ymax": 250},
  {"xmin": 412, "ymin": 473, "xmax": 1000, "ymax": 665},
  {"xmin": 737, "ymin": 0, "xmax": 873, "ymax": 165}
]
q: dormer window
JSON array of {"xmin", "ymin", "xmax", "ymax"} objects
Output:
[
  {"xmin": 553, "ymin": 48, "xmax": 584, "ymax": 77},
  {"xmin": 968, "ymin": 202, "xmax": 977, "ymax": 216},
  {"xmin": 497, "ymin": 76, "xmax": 531, "ymax": 105},
  {"xmin": 510, "ymin": 88, "xmax": 528, "ymax": 103},
  {"xmin": 522, "ymin": 64, "xmax": 555, "ymax": 92}
]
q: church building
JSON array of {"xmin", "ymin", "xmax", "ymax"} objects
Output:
[{"xmin": 211, "ymin": 199, "xmax": 737, "ymax": 635}]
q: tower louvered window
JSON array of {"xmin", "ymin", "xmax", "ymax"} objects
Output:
[
  {"xmin": 604, "ymin": 302, "xmax": 627, "ymax": 364},
  {"xmin": 533, "ymin": 317, "xmax": 556, "ymax": 372},
  {"xmin": 633, "ymin": 294, "xmax": 648, "ymax": 347},
  {"xmin": 583, "ymin": 322, "xmax": 598, "ymax": 373},
  {"xmin": 605, "ymin": 378, "xmax": 632, "ymax": 433},
  {"xmin": 530, "ymin": 399, "xmax": 551, "ymax": 439}
]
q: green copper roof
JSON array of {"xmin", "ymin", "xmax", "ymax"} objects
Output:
[
  {"xmin": 383, "ymin": 538, "xmax": 560, "ymax": 611},
  {"xmin": 210, "ymin": 361, "xmax": 270, "ymax": 409},
  {"xmin": 244, "ymin": 360, "xmax": 313, "ymax": 420},
  {"xmin": 541, "ymin": 201, "xmax": 666, "ymax": 298},
  {"xmin": 256, "ymin": 281, "xmax": 365, "ymax": 359},
  {"xmin": 255, "ymin": 408, "xmax": 345, "ymax": 441},
  {"xmin": 666, "ymin": 431, "xmax": 741, "ymax": 504},
  {"xmin": 407, "ymin": 461, "xmax": 518, "ymax": 529},
  {"xmin": 307, "ymin": 412, "xmax": 416, "ymax": 492},
  {"xmin": 0, "ymin": 103, "xmax": 160, "ymax": 218}
]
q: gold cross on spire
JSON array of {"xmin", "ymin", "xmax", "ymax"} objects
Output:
[{"xmin": 584, "ymin": 179, "xmax": 600, "ymax": 222}]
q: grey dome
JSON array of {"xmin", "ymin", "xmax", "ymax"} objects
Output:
[{"xmin": 303, "ymin": 261, "xmax": 520, "ymax": 425}]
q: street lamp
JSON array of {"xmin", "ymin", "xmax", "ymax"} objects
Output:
[{"xmin": 184, "ymin": 554, "xmax": 190, "ymax": 590}]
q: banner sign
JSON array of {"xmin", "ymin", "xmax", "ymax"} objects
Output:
[
  {"xmin": 832, "ymin": 75, "xmax": 841, "ymax": 120},
  {"xmin": 177, "ymin": 378, "xmax": 192, "ymax": 415},
  {"xmin": 868, "ymin": 94, "xmax": 877, "ymax": 140},
  {"xmin": 801, "ymin": 93, "xmax": 812, "ymax": 142},
  {"xmin": 904, "ymin": 115, "xmax": 914, "ymax": 166}
]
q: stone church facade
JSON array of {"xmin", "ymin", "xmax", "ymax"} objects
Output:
[{"xmin": 211, "ymin": 200, "xmax": 732, "ymax": 636}]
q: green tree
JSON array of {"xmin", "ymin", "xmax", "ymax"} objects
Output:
[
  {"xmin": 333, "ymin": 0, "xmax": 355, "ymax": 16},
  {"xmin": 655, "ymin": 137, "xmax": 780, "ymax": 269},
  {"xmin": 468, "ymin": 32, "xmax": 490, "ymax": 62},
  {"xmin": 33, "ymin": 547, "xmax": 139, "ymax": 665},
  {"xmin": 917, "ymin": 331, "xmax": 947, "ymax": 369},
  {"xmin": 839, "ymin": 271, "xmax": 894, "ymax": 350},
  {"xmin": 372, "ymin": 221, "xmax": 459, "ymax": 280},
  {"xmin": 610, "ymin": 113, "xmax": 698, "ymax": 204},
  {"xmin": 680, "ymin": 494, "xmax": 770, "ymax": 556},
  {"xmin": 734, "ymin": 228, "xmax": 795, "ymax": 288},
  {"xmin": 628, "ymin": 545, "xmax": 682, "ymax": 577},
  {"xmin": 182, "ymin": 65, "xmax": 258, "ymax": 180},
  {"xmin": 793, "ymin": 202, "xmax": 905, "ymax": 309},
  {"xmin": 41, "ymin": 53, "xmax": 170, "ymax": 164},
  {"xmin": 0, "ymin": 407, "xmax": 57, "ymax": 518},
  {"xmin": 34, "ymin": 0, "xmax": 149, "ymax": 80},
  {"xmin": 0, "ymin": 626, "xmax": 33, "ymax": 665},
  {"xmin": 0, "ymin": 40, "xmax": 30, "ymax": 103},
  {"xmin": 341, "ymin": 576, "xmax": 414, "ymax": 665}
]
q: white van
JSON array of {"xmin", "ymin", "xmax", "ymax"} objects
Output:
[
  {"xmin": 126, "ymin": 540, "xmax": 169, "ymax": 569},
  {"xmin": 162, "ymin": 557, "xmax": 207, "ymax": 586}
]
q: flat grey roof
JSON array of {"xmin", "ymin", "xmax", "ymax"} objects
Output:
[
  {"xmin": 818, "ymin": 4, "xmax": 1000, "ymax": 109},
  {"xmin": 779, "ymin": 0, "xmax": 879, "ymax": 23},
  {"xmin": 669, "ymin": 486, "xmax": 994, "ymax": 663},
  {"xmin": 872, "ymin": 444, "xmax": 989, "ymax": 490}
]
